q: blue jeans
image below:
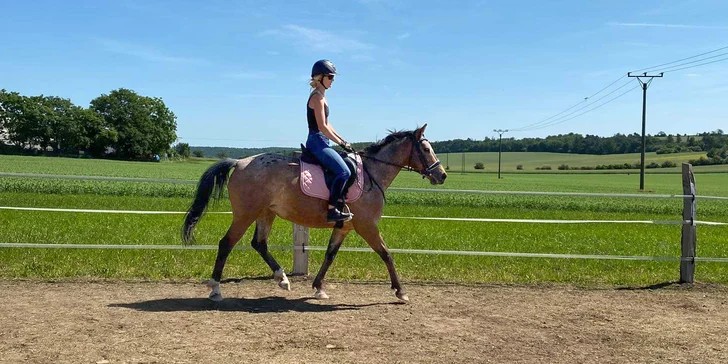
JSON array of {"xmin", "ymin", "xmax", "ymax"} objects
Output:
[{"xmin": 306, "ymin": 132, "xmax": 351, "ymax": 206}]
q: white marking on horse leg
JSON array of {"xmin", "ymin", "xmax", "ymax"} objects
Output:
[
  {"xmin": 274, "ymin": 268, "xmax": 291, "ymax": 291},
  {"xmin": 314, "ymin": 289, "xmax": 329, "ymax": 300},
  {"xmin": 206, "ymin": 279, "xmax": 223, "ymax": 302},
  {"xmin": 395, "ymin": 290, "xmax": 409, "ymax": 302}
]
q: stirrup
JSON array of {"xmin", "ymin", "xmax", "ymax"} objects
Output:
[{"xmin": 327, "ymin": 207, "xmax": 353, "ymax": 222}]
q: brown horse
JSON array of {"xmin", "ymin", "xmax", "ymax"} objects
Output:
[{"xmin": 182, "ymin": 124, "xmax": 447, "ymax": 302}]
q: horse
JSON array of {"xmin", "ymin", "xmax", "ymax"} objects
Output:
[{"xmin": 182, "ymin": 124, "xmax": 447, "ymax": 302}]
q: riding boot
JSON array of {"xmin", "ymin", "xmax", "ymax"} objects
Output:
[{"xmin": 327, "ymin": 198, "xmax": 353, "ymax": 222}]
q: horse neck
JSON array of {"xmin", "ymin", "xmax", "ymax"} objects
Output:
[{"xmin": 364, "ymin": 139, "xmax": 412, "ymax": 190}]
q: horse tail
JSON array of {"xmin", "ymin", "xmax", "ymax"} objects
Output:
[{"xmin": 182, "ymin": 158, "xmax": 238, "ymax": 244}]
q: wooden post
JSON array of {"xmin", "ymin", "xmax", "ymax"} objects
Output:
[
  {"xmin": 292, "ymin": 223, "xmax": 309, "ymax": 275},
  {"xmin": 680, "ymin": 163, "xmax": 697, "ymax": 284}
]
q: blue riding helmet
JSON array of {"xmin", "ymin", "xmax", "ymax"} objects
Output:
[{"xmin": 311, "ymin": 59, "xmax": 338, "ymax": 78}]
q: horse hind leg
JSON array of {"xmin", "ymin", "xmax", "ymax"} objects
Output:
[
  {"xmin": 251, "ymin": 210, "xmax": 290, "ymax": 291},
  {"xmin": 208, "ymin": 214, "xmax": 256, "ymax": 302}
]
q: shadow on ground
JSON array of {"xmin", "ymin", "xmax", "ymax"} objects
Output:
[{"xmin": 109, "ymin": 295, "xmax": 400, "ymax": 313}]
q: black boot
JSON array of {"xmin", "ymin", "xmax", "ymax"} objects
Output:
[{"xmin": 327, "ymin": 207, "xmax": 353, "ymax": 222}]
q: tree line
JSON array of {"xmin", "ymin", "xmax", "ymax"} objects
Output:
[
  {"xmin": 0, "ymin": 88, "xmax": 177, "ymax": 159},
  {"xmin": 431, "ymin": 131, "xmax": 727, "ymax": 156},
  {"xmin": 2, "ymin": 86, "xmax": 726, "ymax": 162}
]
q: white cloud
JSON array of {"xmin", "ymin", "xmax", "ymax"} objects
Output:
[
  {"xmin": 227, "ymin": 71, "xmax": 276, "ymax": 80},
  {"xmin": 396, "ymin": 32, "xmax": 411, "ymax": 40},
  {"xmin": 608, "ymin": 22, "xmax": 728, "ymax": 30},
  {"xmin": 94, "ymin": 38, "xmax": 205, "ymax": 64},
  {"xmin": 260, "ymin": 24, "xmax": 374, "ymax": 53},
  {"xmin": 351, "ymin": 54, "xmax": 375, "ymax": 62}
]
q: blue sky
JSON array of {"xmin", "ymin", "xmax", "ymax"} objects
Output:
[{"xmin": 1, "ymin": 0, "xmax": 727, "ymax": 148}]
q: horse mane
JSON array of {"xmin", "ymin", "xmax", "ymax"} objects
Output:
[{"xmin": 364, "ymin": 129, "xmax": 415, "ymax": 155}]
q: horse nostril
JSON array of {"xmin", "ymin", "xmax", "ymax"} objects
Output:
[{"xmin": 442, "ymin": 173, "xmax": 447, "ymax": 180}]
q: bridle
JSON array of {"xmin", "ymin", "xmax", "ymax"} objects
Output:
[{"xmin": 356, "ymin": 134, "xmax": 441, "ymax": 198}]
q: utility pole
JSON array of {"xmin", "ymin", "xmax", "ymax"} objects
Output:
[
  {"xmin": 628, "ymin": 72, "xmax": 663, "ymax": 191},
  {"xmin": 494, "ymin": 129, "xmax": 509, "ymax": 179}
]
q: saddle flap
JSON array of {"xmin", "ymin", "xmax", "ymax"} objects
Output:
[{"xmin": 300, "ymin": 154, "xmax": 365, "ymax": 203}]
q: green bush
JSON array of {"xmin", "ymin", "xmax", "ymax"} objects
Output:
[
  {"xmin": 474, "ymin": 162, "xmax": 485, "ymax": 170},
  {"xmin": 558, "ymin": 164, "xmax": 569, "ymax": 170}
]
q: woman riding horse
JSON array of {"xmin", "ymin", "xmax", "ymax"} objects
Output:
[
  {"xmin": 182, "ymin": 61, "xmax": 447, "ymax": 302},
  {"xmin": 306, "ymin": 59, "xmax": 355, "ymax": 222}
]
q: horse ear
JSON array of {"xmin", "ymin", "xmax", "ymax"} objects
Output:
[{"xmin": 415, "ymin": 123, "xmax": 427, "ymax": 140}]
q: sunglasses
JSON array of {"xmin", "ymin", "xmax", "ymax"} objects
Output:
[{"xmin": 325, "ymin": 75, "xmax": 335, "ymax": 80}]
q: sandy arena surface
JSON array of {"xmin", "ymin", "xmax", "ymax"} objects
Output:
[{"xmin": 1, "ymin": 279, "xmax": 727, "ymax": 363}]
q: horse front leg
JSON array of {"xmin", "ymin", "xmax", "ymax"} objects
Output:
[
  {"xmin": 312, "ymin": 228, "xmax": 349, "ymax": 299},
  {"xmin": 356, "ymin": 223, "xmax": 408, "ymax": 302}
]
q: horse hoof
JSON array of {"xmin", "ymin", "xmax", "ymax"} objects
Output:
[
  {"xmin": 396, "ymin": 291, "xmax": 409, "ymax": 302},
  {"xmin": 278, "ymin": 279, "xmax": 291, "ymax": 291},
  {"xmin": 274, "ymin": 269, "xmax": 291, "ymax": 291},
  {"xmin": 209, "ymin": 292, "xmax": 223, "ymax": 302},
  {"xmin": 314, "ymin": 290, "xmax": 329, "ymax": 300}
]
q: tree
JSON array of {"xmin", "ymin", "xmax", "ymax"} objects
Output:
[
  {"xmin": 90, "ymin": 88, "xmax": 177, "ymax": 159},
  {"xmin": 74, "ymin": 107, "xmax": 118, "ymax": 156},
  {"xmin": 0, "ymin": 89, "xmax": 28, "ymax": 148},
  {"xmin": 216, "ymin": 151, "xmax": 228, "ymax": 159},
  {"xmin": 174, "ymin": 142, "xmax": 191, "ymax": 158},
  {"xmin": 192, "ymin": 150, "xmax": 204, "ymax": 158}
]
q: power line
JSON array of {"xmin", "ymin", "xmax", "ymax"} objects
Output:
[
  {"xmin": 661, "ymin": 55, "xmax": 728, "ymax": 73},
  {"xmin": 526, "ymin": 85, "xmax": 639, "ymax": 131},
  {"xmin": 630, "ymin": 45, "xmax": 728, "ymax": 73},
  {"xmin": 511, "ymin": 74, "xmax": 626, "ymax": 132},
  {"xmin": 514, "ymin": 79, "xmax": 634, "ymax": 132},
  {"xmin": 511, "ymin": 45, "xmax": 727, "ymax": 133},
  {"xmin": 647, "ymin": 51, "xmax": 728, "ymax": 73}
]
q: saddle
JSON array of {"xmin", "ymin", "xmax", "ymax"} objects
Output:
[{"xmin": 298, "ymin": 144, "xmax": 364, "ymax": 203}]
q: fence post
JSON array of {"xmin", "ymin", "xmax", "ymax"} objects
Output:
[
  {"xmin": 680, "ymin": 163, "xmax": 696, "ymax": 284},
  {"xmin": 293, "ymin": 223, "xmax": 309, "ymax": 275}
]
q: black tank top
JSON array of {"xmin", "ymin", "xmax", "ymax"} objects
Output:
[{"xmin": 307, "ymin": 91, "xmax": 329, "ymax": 134}]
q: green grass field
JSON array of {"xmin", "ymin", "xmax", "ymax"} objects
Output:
[
  {"xmin": 1, "ymin": 155, "xmax": 727, "ymax": 286},
  {"xmin": 1, "ymin": 152, "xmax": 725, "ymax": 179},
  {"xmin": 441, "ymin": 151, "xmax": 728, "ymax": 173}
]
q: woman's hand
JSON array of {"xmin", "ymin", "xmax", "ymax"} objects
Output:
[{"xmin": 340, "ymin": 142, "xmax": 354, "ymax": 153}]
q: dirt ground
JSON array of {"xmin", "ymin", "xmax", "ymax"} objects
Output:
[{"xmin": 1, "ymin": 278, "xmax": 727, "ymax": 364}]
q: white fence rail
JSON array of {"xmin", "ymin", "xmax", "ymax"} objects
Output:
[
  {"xmin": 289, "ymin": 163, "xmax": 712, "ymax": 283},
  {"xmin": 2, "ymin": 163, "xmax": 727, "ymax": 283}
]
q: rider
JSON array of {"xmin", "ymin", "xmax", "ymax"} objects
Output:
[{"xmin": 306, "ymin": 59, "xmax": 355, "ymax": 222}]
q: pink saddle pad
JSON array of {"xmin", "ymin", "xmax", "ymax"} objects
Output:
[{"xmin": 300, "ymin": 154, "xmax": 365, "ymax": 203}]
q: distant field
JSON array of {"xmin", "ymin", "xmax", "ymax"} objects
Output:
[
  {"xmin": 440, "ymin": 151, "xmax": 723, "ymax": 172},
  {"xmin": 1, "ymin": 152, "xmax": 724, "ymax": 180}
]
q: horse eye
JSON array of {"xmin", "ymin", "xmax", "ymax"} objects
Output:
[{"xmin": 424, "ymin": 148, "xmax": 430, "ymax": 153}]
